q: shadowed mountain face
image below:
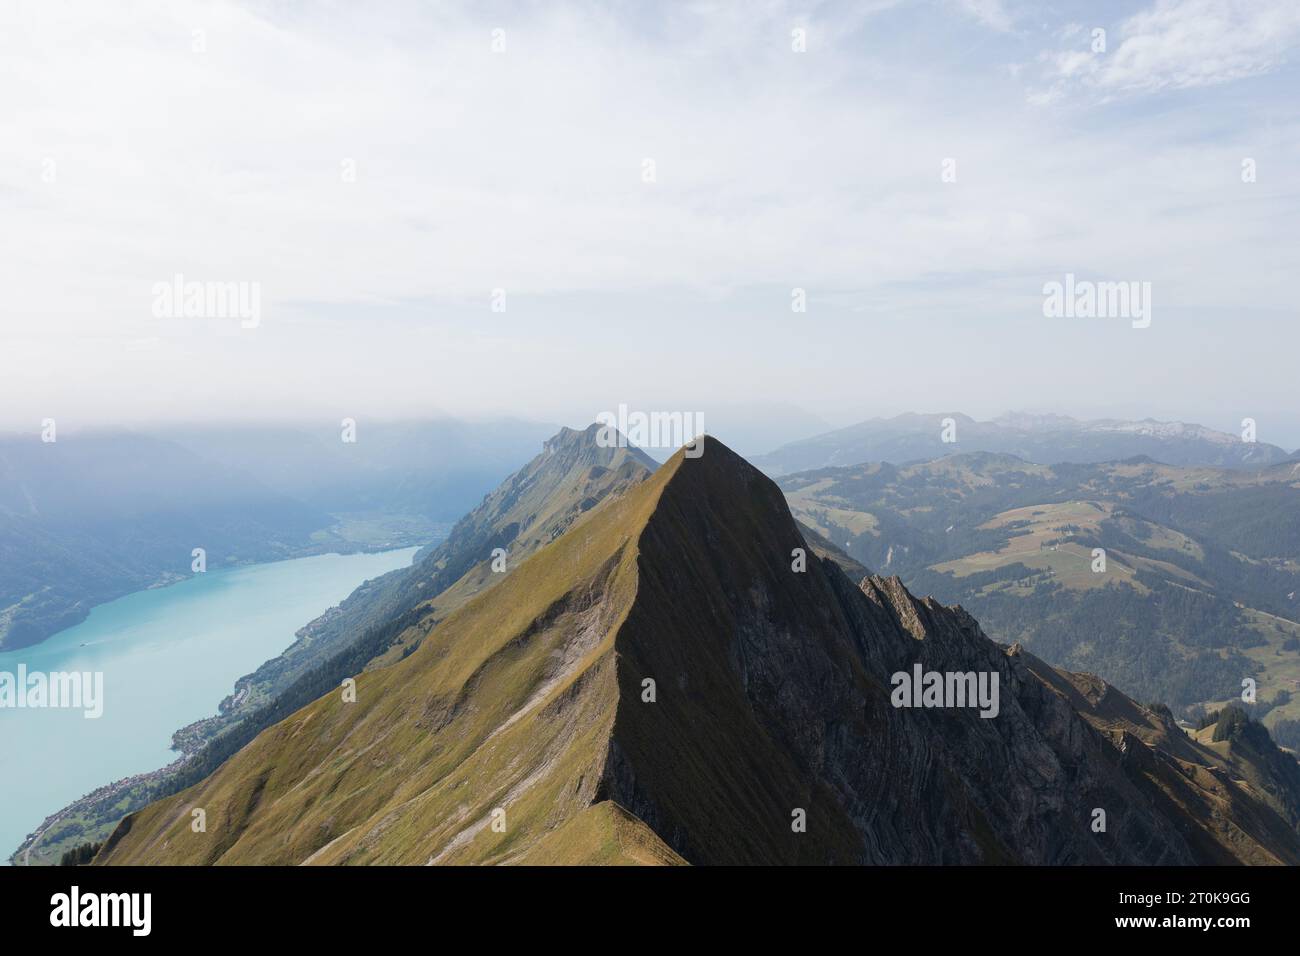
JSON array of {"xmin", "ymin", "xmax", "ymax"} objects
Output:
[
  {"xmin": 97, "ymin": 438, "xmax": 1300, "ymax": 866},
  {"xmin": 755, "ymin": 412, "xmax": 1292, "ymax": 476},
  {"xmin": 777, "ymin": 452, "xmax": 1300, "ymax": 740}
]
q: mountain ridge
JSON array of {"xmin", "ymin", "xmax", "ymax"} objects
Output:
[
  {"xmin": 96, "ymin": 436, "xmax": 1300, "ymax": 865},
  {"xmin": 15, "ymin": 423, "xmax": 868, "ymax": 865}
]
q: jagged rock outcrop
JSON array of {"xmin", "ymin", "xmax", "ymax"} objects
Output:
[{"xmin": 97, "ymin": 437, "xmax": 1300, "ymax": 865}]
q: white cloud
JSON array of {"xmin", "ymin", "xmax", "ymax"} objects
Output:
[
  {"xmin": 950, "ymin": 0, "xmax": 1016, "ymax": 32},
  {"xmin": 0, "ymin": 0, "xmax": 1297, "ymax": 429},
  {"xmin": 1033, "ymin": 0, "xmax": 1300, "ymax": 99}
]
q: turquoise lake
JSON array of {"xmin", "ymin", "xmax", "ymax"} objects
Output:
[{"xmin": 0, "ymin": 547, "xmax": 418, "ymax": 864}]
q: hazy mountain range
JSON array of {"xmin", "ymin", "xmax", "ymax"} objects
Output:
[
  {"xmin": 31, "ymin": 407, "xmax": 1271, "ymax": 650},
  {"xmin": 755, "ymin": 412, "xmax": 1296, "ymax": 476},
  {"xmin": 0, "ymin": 433, "xmax": 326, "ymax": 651},
  {"xmin": 157, "ymin": 419, "xmax": 558, "ymax": 522}
]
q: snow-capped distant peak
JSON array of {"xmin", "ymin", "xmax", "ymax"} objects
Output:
[{"xmin": 1083, "ymin": 419, "xmax": 1238, "ymax": 444}]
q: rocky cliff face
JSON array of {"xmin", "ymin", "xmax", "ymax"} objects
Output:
[
  {"xmin": 98, "ymin": 437, "xmax": 1300, "ymax": 866},
  {"xmin": 601, "ymin": 440, "xmax": 1300, "ymax": 864}
]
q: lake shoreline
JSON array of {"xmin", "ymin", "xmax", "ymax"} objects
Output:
[
  {"xmin": 2, "ymin": 547, "xmax": 419, "ymax": 866},
  {"xmin": 0, "ymin": 511, "xmax": 442, "ymax": 655}
]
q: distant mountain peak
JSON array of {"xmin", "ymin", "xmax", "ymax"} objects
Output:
[
  {"xmin": 1083, "ymin": 417, "xmax": 1237, "ymax": 444},
  {"xmin": 542, "ymin": 422, "xmax": 657, "ymax": 470},
  {"xmin": 543, "ymin": 422, "xmax": 602, "ymax": 449}
]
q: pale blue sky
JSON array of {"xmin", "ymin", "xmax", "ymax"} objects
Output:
[{"xmin": 2, "ymin": 0, "xmax": 1298, "ymax": 445}]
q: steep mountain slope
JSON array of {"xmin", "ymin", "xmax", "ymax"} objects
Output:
[
  {"xmin": 99, "ymin": 435, "xmax": 670, "ymax": 865},
  {"xmin": 779, "ymin": 453, "xmax": 1300, "ymax": 739},
  {"xmin": 98, "ymin": 438, "xmax": 1300, "ymax": 866},
  {"xmin": 178, "ymin": 423, "xmax": 864, "ymax": 750},
  {"xmin": 11, "ymin": 424, "xmax": 659, "ymax": 865},
  {"xmin": 182, "ymin": 424, "xmax": 659, "ymax": 743},
  {"xmin": 20, "ymin": 421, "xmax": 862, "ymax": 865},
  {"xmin": 755, "ymin": 412, "xmax": 1291, "ymax": 476}
]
